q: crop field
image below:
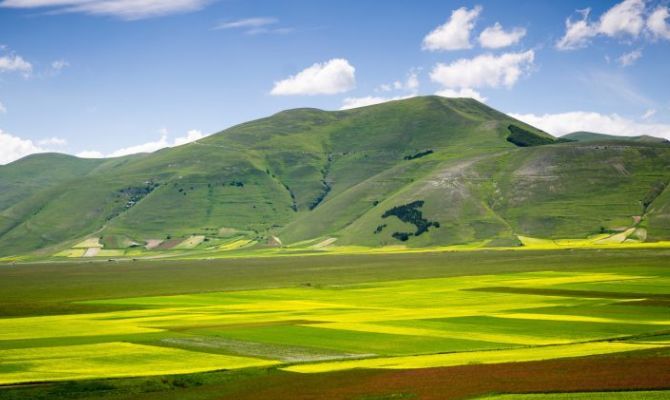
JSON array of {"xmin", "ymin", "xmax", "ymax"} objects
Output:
[{"xmin": 0, "ymin": 249, "xmax": 669, "ymax": 399}]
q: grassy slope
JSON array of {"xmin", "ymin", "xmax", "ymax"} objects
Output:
[
  {"xmin": 1, "ymin": 97, "xmax": 669, "ymax": 256},
  {"xmin": 563, "ymin": 131, "xmax": 669, "ymax": 144}
]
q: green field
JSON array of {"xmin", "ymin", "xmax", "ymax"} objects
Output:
[{"xmin": 1, "ymin": 249, "xmax": 669, "ymax": 399}]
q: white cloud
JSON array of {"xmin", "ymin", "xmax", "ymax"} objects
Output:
[
  {"xmin": 37, "ymin": 136, "xmax": 67, "ymax": 146},
  {"xmin": 173, "ymin": 129, "xmax": 203, "ymax": 146},
  {"xmin": 648, "ymin": 6, "xmax": 670, "ymax": 40},
  {"xmin": 0, "ymin": 54, "xmax": 32, "ymax": 75},
  {"xmin": 435, "ymin": 88, "xmax": 487, "ymax": 103},
  {"xmin": 270, "ymin": 58, "xmax": 355, "ymax": 96},
  {"xmin": 617, "ymin": 49, "xmax": 642, "ymax": 66},
  {"xmin": 0, "ymin": 0, "xmax": 210, "ymax": 20},
  {"xmin": 556, "ymin": 8, "xmax": 596, "ymax": 50},
  {"xmin": 509, "ymin": 111, "xmax": 670, "ymax": 139},
  {"xmin": 213, "ymin": 17, "xmax": 291, "ymax": 35},
  {"xmin": 51, "ymin": 59, "xmax": 69, "ymax": 70},
  {"xmin": 478, "ymin": 23, "xmax": 526, "ymax": 48},
  {"xmin": 78, "ymin": 129, "xmax": 206, "ymax": 159},
  {"xmin": 76, "ymin": 150, "xmax": 104, "ymax": 159},
  {"xmin": 340, "ymin": 94, "xmax": 415, "ymax": 110},
  {"xmin": 641, "ymin": 109, "xmax": 656, "ymax": 119},
  {"xmin": 556, "ymin": 0, "xmax": 647, "ymax": 50},
  {"xmin": 377, "ymin": 69, "xmax": 420, "ymax": 93},
  {"xmin": 430, "ymin": 50, "xmax": 534, "ymax": 89},
  {"xmin": 215, "ymin": 17, "xmax": 276, "ymax": 30},
  {"xmin": 0, "ymin": 129, "xmax": 45, "ymax": 164},
  {"xmin": 422, "ymin": 6, "xmax": 481, "ymax": 51},
  {"xmin": 598, "ymin": 0, "xmax": 645, "ymax": 37}
]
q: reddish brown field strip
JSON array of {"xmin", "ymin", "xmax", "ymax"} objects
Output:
[{"xmin": 227, "ymin": 355, "xmax": 670, "ymax": 400}]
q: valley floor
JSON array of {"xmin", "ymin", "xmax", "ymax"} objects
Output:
[{"xmin": 0, "ymin": 249, "xmax": 669, "ymax": 399}]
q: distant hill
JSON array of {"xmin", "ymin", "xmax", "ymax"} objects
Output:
[
  {"xmin": 1, "ymin": 96, "xmax": 669, "ymax": 257},
  {"xmin": 563, "ymin": 131, "xmax": 670, "ymax": 144}
]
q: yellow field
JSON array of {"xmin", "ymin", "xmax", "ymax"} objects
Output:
[
  {"xmin": 1, "ymin": 269, "xmax": 668, "ymax": 384},
  {"xmin": 0, "ymin": 342, "xmax": 277, "ymax": 384}
]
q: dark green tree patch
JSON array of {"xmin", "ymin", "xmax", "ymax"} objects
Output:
[
  {"xmin": 382, "ymin": 200, "xmax": 439, "ymax": 241},
  {"xmin": 403, "ymin": 149, "xmax": 434, "ymax": 160},
  {"xmin": 392, "ymin": 232, "xmax": 412, "ymax": 241},
  {"xmin": 506, "ymin": 125, "xmax": 555, "ymax": 147},
  {"xmin": 374, "ymin": 224, "xmax": 387, "ymax": 234}
]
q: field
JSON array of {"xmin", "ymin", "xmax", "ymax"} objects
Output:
[{"xmin": 0, "ymin": 249, "xmax": 669, "ymax": 399}]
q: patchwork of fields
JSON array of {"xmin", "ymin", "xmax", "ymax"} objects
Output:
[{"xmin": 2, "ymin": 261, "xmax": 670, "ymax": 391}]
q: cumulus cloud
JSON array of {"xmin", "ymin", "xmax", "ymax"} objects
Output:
[
  {"xmin": 430, "ymin": 50, "xmax": 534, "ymax": 89},
  {"xmin": 270, "ymin": 58, "xmax": 355, "ymax": 96},
  {"xmin": 509, "ymin": 111, "xmax": 670, "ymax": 139},
  {"xmin": 0, "ymin": 0, "xmax": 210, "ymax": 20},
  {"xmin": 0, "ymin": 129, "xmax": 45, "ymax": 164},
  {"xmin": 556, "ymin": 8, "xmax": 596, "ymax": 50},
  {"xmin": 556, "ymin": 0, "xmax": 648, "ymax": 50},
  {"xmin": 478, "ymin": 23, "xmax": 526, "ymax": 48},
  {"xmin": 377, "ymin": 69, "xmax": 420, "ymax": 92},
  {"xmin": 435, "ymin": 88, "xmax": 487, "ymax": 103},
  {"xmin": 78, "ymin": 129, "xmax": 205, "ymax": 158},
  {"xmin": 76, "ymin": 150, "xmax": 104, "ymax": 159},
  {"xmin": 340, "ymin": 94, "xmax": 415, "ymax": 110},
  {"xmin": 422, "ymin": 6, "xmax": 482, "ymax": 51},
  {"xmin": 617, "ymin": 49, "xmax": 642, "ymax": 66},
  {"xmin": 346, "ymin": 69, "xmax": 421, "ymax": 110},
  {"xmin": 0, "ymin": 53, "xmax": 32, "ymax": 75},
  {"xmin": 173, "ymin": 129, "xmax": 204, "ymax": 146},
  {"xmin": 648, "ymin": 6, "xmax": 670, "ymax": 40},
  {"xmin": 598, "ymin": 0, "xmax": 646, "ymax": 37}
]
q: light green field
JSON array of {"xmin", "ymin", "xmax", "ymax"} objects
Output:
[{"xmin": 1, "ymin": 265, "xmax": 669, "ymax": 385}]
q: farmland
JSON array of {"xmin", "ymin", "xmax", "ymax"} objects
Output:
[{"xmin": 1, "ymin": 249, "xmax": 669, "ymax": 399}]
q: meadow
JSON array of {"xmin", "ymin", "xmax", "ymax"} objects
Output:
[{"xmin": 0, "ymin": 249, "xmax": 669, "ymax": 399}]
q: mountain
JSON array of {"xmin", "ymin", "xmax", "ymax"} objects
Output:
[
  {"xmin": 563, "ymin": 131, "xmax": 670, "ymax": 144},
  {"xmin": 0, "ymin": 96, "xmax": 669, "ymax": 258}
]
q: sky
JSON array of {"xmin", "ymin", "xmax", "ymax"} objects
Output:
[{"xmin": 1, "ymin": 0, "xmax": 669, "ymax": 164}]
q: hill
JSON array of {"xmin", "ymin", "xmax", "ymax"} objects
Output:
[
  {"xmin": 563, "ymin": 131, "xmax": 669, "ymax": 144},
  {"xmin": 0, "ymin": 96, "xmax": 669, "ymax": 258}
]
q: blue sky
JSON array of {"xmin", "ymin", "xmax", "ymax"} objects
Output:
[{"xmin": 0, "ymin": 0, "xmax": 669, "ymax": 163}]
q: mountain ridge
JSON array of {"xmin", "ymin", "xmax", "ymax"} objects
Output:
[{"xmin": 1, "ymin": 96, "xmax": 669, "ymax": 258}]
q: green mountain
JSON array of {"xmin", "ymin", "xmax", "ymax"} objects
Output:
[
  {"xmin": 563, "ymin": 131, "xmax": 670, "ymax": 144},
  {"xmin": 1, "ymin": 96, "xmax": 669, "ymax": 257}
]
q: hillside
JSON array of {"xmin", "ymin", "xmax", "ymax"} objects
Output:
[
  {"xmin": 563, "ymin": 131, "xmax": 669, "ymax": 144},
  {"xmin": 0, "ymin": 96, "xmax": 668, "ymax": 258}
]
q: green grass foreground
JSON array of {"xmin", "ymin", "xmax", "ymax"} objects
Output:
[{"xmin": 0, "ymin": 249, "xmax": 669, "ymax": 399}]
